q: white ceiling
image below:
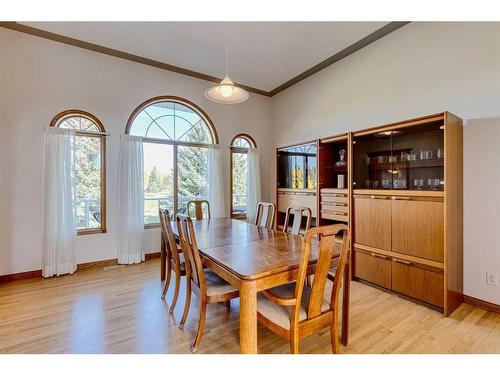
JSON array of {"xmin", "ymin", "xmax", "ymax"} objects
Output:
[{"xmin": 22, "ymin": 22, "xmax": 388, "ymax": 92}]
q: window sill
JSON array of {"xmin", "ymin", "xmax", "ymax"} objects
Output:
[
  {"xmin": 78, "ymin": 228, "xmax": 106, "ymax": 236},
  {"xmin": 144, "ymin": 223, "xmax": 161, "ymax": 229}
]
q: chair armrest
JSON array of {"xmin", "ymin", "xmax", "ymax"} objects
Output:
[{"xmin": 262, "ymin": 290, "xmax": 297, "ymax": 306}]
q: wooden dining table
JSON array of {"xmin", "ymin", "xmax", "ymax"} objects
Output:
[{"xmin": 166, "ymin": 218, "xmax": 350, "ymax": 354}]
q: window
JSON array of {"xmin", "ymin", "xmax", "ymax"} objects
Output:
[
  {"xmin": 51, "ymin": 110, "xmax": 106, "ymax": 234},
  {"xmin": 126, "ymin": 96, "xmax": 218, "ymax": 225},
  {"xmin": 230, "ymin": 134, "xmax": 256, "ymax": 219}
]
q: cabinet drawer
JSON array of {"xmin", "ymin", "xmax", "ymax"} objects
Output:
[
  {"xmin": 391, "ymin": 258, "xmax": 444, "ymax": 308},
  {"xmin": 321, "ymin": 211, "xmax": 349, "ymax": 222},
  {"xmin": 322, "ymin": 194, "xmax": 348, "ymax": 204},
  {"xmin": 322, "ymin": 202, "xmax": 348, "ymax": 213},
  {"xmin": 353, "ymin": 248, "xmax": 392, "ymax": 289},
  {"xmin": 278, "ymin": 192, "xmax": 317, "ymax": 217}
]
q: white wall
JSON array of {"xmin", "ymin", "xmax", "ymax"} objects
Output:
[
  {"xmin": 271, "ymin": 22, "xmax": 500, "ymax": 304},
  {"xmin": 0, "ymin": 28, "xmax": 273, "ymax": 275}
]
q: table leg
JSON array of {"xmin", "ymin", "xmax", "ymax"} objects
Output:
[
  {"xmin": 160, "ymin": 234, "xmax": 166, "ymax": 281},
  {"xmin": 239, "ymin": 280, "xmax": 258, "ymax": 354},
  {"xmin": 341, "ymin": 257, "xmax": 351, "ymax": 346}
]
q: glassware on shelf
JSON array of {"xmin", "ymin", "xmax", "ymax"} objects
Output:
[
  {"xmin": 365, "ymin": 180, "xmax": 371, "ymax": 188},
  {"xmin": 408, "ymin": 152, "xmax": 418, "ymax": 161},
  {"xmin": 413, "ymin": 178, "xmax": 424, "ymax": 190},
  {"xmin": 388, "ymin": 155, "xmax": 397, "ymax": 163},
  {"xmin": 382, "ymin": 179, "xmax": 391, "ymax": 189},
  {"xmin": 393, "ymin": 178, "xmax": 407, "ymax": 189},
  {"xmin": 373, "ymin": 180, "xmax": 379, "ymax": 189},
  {"xmin": 365, "ymin": 155, "xmax": 371, "ymax": 165},
  {"xmin": 400, "ymin": 152, "xmax": 409, "ymax": 162},
  {"xmin": 436, "ymin": 147, "xmax": 444, "ymax": 159},
  {"xmin": 377, "ymin": 155, "xmax": 388, "ymax": 163}
]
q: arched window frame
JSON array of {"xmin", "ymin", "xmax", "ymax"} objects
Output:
[
  {"xmin": 230, "ymin": 133, "xmax": 257, "ymax": 220},
  {"xmin": 126, "ymin": 96, "xmax": 218, "ymax": 227},
  {"xmin": 50, "ymin": 109, "xmax": 107, "ymax": 235}
]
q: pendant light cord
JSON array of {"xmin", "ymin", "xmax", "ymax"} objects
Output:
[{"xmin": 225, "ymin": 46, "xmax": 229, "ymax": 77}]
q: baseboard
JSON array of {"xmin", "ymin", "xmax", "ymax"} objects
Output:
[
  {"xmin": 464, "ymin": 295, "xmax": 500, "ymax": 314},
  {"xmin": 0, "ymin": 251, "xmax": 162, "ymax": 283},
  {"xmin": 0, "ymin": 269, "xmax": 43, "ymax": 283}
]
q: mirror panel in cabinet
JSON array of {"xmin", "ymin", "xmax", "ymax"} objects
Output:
[{"xmin": 277, "ymin": 143, "xmax": 317, "ymax": 190}]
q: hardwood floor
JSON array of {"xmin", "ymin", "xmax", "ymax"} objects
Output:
[{"xmin": 0, "ymin": 259, "xmax": 499, "ymax": 354}]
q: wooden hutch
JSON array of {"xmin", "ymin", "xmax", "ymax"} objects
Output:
[{"xmin": 275, "ymin": 112, "xmax": 463, "ymax": 316}]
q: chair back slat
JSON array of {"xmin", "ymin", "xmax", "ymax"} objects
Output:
[
  {"xmin": 159, "ymin": 209, "xmax": 182, "ymax": 268},
  {"xmin": 293, "ymin": 224, "xmax": 350, "ymax": 322},
  {"xmin": 187, "ymin": 200, "xmax": 211, "ymax": 220},
  {"xmin": 283, "ymin": 206, "xmax": 312, "ymax": 236},
  {"xmin": 176, "ymin": 214, "xmax": 206, "ymax": 292},
  {"xmin": 255, "ymin": 202, "xmax": 276, "ymax": 229}
]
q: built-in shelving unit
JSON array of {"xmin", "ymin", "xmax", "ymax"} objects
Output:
[{"xmin": 275, "ymin": 112, "xmax": 463, "ymax": 316}]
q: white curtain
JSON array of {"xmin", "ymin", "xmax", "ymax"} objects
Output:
[
  {"xmin": 117, "ymin": 135, "xmax": 145, "ymax": 264},
  {"xmin": 208, "ymin": 145, "xmax": 226, "ymax": 218},
  {"xmin": 42, "ymin": 127, "xmax": 77, "ymax": 277},
  {"xmin": 247, "ymin": 148, "xmax": 262, "ymax": 224}
]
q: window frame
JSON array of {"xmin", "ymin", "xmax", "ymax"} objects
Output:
[
  {"xmin": 50, "ymin": 109, "xmax": 107, "ymax": 235},
  {"xmin": 126, "ymin": 96, "xmax": 219, "ymax": 228},
  {"xmin": 230, "ymin": 133, "xmax": 257, "ymax": 220}
]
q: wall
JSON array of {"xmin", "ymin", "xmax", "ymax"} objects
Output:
[
  {"xmin": 0, "ymin": 27, "xmax": 273, "ymax": 276},
  {"xmin": 271, "ymin": 22, "xmax": 500, "ymax": 304}
]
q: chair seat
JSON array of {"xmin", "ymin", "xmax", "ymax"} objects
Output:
[
  {"xmin": 204, "ymin": 270, "xmax": 238, "ymax": 296},
  {"xmin": 257, "ymin": 282, "xmax": 330, "ymax": 329}
]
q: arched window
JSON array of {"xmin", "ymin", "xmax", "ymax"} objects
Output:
[
  {"xmin": 126, "ymin": 96, "xmax": 218, "ymax": 225},
  {"xmin": 51, "ymin": 110, "xmax": 106, "ymax": 234},
  {"xmin": 230, "ymin": 134, "xmax": 257, "ymax": 220}
]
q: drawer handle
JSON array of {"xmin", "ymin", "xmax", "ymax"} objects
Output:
[
  {"xmin": 393, "ymin": 258, "xmax": 413, "ymax": 265},
  {"xmin": 371, "ymin": 195, "xmax": 389, "ymax": 200},
  {"xmin": 333, "ymin": 211, "xmax": 348, "ymax": 216},
  {"xmin": 371, "ymin": 252, "xmax": 389, "ymax": 260},
  {"xmin": 332, "ymin": 194, "xmax": 347, "ymax": 197},
  {"xmin": 392, "ymin": 196, "xmax": 412, "ymax": 200}
]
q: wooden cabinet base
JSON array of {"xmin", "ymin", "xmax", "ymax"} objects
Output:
[{"xmin": 353, "ymin": 249, "xmax": 391, "ymax": 289}]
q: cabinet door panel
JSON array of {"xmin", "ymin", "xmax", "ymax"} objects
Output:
[
  {"xmin": 392, "ymin": 259, "xmax": 444, "ymax": 307},
  {"xmin": 353, "ymin": 249, "xmax": 392, "ymax": 289},
  {"xmin": 354, "ymin": 196, "xmax": 391, "ymax": 250},
  {"xmin": 391, "ymin": 199, "xmax": 444, "ymax": 262}
]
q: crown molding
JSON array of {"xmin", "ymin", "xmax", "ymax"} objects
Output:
[{"xmin": 0, "ymin": 21, "xmax": 410, "ymax": 97}]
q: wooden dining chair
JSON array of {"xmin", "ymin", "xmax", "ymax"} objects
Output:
[
  {"xmin": 256, "ymin": 224, "xmax": 350, "ymax": 354},
  {"xmin": 282, "ymin": 206, "xmax": 312, "ymax": 236},
  {"xmin": 176, "ymin": 214, "xmax": 239, "ymax": 352},
  {"xmin": 254, "ymin": 202, "xmax": 276, "ymax": 229},
  {"xmin": 186, "ymin": 200, "xmax": 211, "ymax": 219},
  {"xmin": 159, "ymin": 209, "xmax": 186, "ymax": 314}
]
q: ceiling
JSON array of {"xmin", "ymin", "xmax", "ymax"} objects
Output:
[{"xmin": 20, "ymin": 22, "xmax": 391, "ymax": 93}]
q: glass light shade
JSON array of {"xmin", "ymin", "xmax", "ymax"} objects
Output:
[{"xmin": 205, "ymin": 76, "xmax": 249, "ymax": 104}]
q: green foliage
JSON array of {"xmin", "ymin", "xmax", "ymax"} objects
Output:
[
  {"xmin": 232, "ymin": 152, "xmax": 247, "ymax": 209},
  {"xmin": 74, "ymin": 136, "xmax": 101, "ymax": 200}
]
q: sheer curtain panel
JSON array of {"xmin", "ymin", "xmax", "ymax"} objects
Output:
[
  {"xmin": 208, "ymin": 145, "xmax": 226, "ymax": 217},
  {"xmin": 117, "ymin": 135, "xmax": 145, "ymax": 264},
  {"xmin": 246, "ymin": 148, "xmax": 262, "ymax": 223},
  {"xmin": 42, "ymin": 127, "xmax": 77, "ymax": 277}
]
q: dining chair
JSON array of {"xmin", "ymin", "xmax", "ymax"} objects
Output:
[
  {"xmin": 256, "ymin": 224, "xmax": 350, "ymax": 354},
  {"xmin": 282, "ymin": 206, "xmax": 312, "ymax": 236},
  {"xmin": 186, "ymin": 200, "xmax": 211, "ymax": 219},
  {"xmin": 254, "ymin": 202, "xmax": 276, "ymax": 229},
  {"xmin": 176, "ymin": 214, "xmax": 239, "ymax": 352},
  {"xmin": 159, "ymin": 209, "xmax": 186, "ymax": 314}
]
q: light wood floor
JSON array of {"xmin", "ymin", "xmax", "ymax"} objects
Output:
[{"xmin": 1, "ymin": 259, "xmax": 499, "ymax": 354}]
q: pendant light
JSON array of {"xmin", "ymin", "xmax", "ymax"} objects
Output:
[{"xmin": 205, "ymin": 47, "xmax": 249, "ymax": 104}]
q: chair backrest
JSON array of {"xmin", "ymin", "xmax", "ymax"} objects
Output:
[
  {"xmin": 159, "ymin": 209, "xmax": 183, "ymax": 268},
  {"xmin": 176, "ymin": 214, "xmax": 206, "ymax": 293},
  {"xmin": 294, "ymin": 224, "xmax": 350, "ymax": 322},
  {"xmin": 283, "ymin": 206, "xmax": 312, "ymax": 236},
  {"xmin": 187, "ymin": 200, "xmax": 211, "ymax": 220},
  {"xmin": 254, "ymin": 202, "xmax": 276, "ymax": 229}
]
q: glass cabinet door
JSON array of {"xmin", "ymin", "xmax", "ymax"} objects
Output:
[
  {"xmin": 391, "ymin": 122, "xmax": 444, "ymax": 191},
  {"xmin": 353, "ymin": 132, "xmax": 393, "ymax": 190}
]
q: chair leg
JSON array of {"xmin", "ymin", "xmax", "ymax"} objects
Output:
[
  {"xmin": 290, "ymin": 330, "xmax": 299, "ymax": 354},
  {"xmin": 191, "ymin": 301, "xmax": 207, "ymax": 353},
  {"xmin": 169, "ymin": 271, "xmax": 181, "ymax": 313},
  {"xmin": 224, "ymin": 300, "xmax": 231, "ymax": 312},
  {"xmin": 330, "ymin": 312, "xmax": 340, "ymax": 354},
  {"xmin": 178, "ymin": 277, "xmax": 191, "ymax": 329},
  {"xmin": 161, "ymin": 261, "xmax": 172, "ymax": 299}
]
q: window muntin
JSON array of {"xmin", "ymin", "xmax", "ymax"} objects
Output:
[
  {"xmin": 230, "ymin": 134, "xmax": 256, "ymax": 219},
  {"xmin": 51, "ymin": 111, "xmax": 106, "ymax": 234},
  {"xmin": 127, "ymin": 97, "xmax": 217, "ymax": 225}
]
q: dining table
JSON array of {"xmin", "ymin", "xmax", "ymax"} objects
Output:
[{"xmin": 165, "ymin": 217, "xmax": 350, "ymax": 354}]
